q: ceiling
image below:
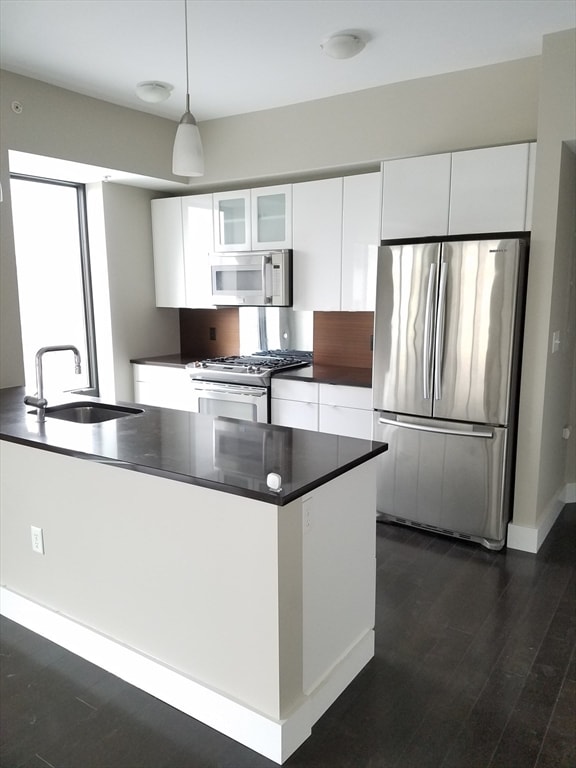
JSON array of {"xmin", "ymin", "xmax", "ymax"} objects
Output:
[{"xmin": 1, "ymin": 0, "xmax": 575, "ymax": 124}]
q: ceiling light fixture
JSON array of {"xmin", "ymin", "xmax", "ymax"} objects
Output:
[
  {"xmin": 321, "ymin": 33, "xmax": 366, "ymax": 60},
  {"xmin": 136, "ymin": 81, "xmax": 173, "ymax": 103},
  {"xmin": 172, "ymin": 0, "xmax": 204, "ymax": 177}
]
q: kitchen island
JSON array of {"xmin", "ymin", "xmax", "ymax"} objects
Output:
[{"xmin": 0, "ymin": 387, "xmax": 387, "ymax": 764}]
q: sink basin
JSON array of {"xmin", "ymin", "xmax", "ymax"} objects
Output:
[{"xmin": 43, "ymin": 402, "xmax": 144, "ymax": 424}]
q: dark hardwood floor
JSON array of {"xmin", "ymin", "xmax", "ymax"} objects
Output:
[{"xmin": 1, "ymin": 504, "xmax": 574, "ymax": 768}]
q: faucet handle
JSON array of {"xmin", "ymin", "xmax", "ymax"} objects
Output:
[{"xmin": 24, "ymin": 395, "xmax": 48, "ymax": 408}]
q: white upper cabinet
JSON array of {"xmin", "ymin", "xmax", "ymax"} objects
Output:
[
  {"xmin": 448, "ymin": 143, "xmax": 531, "ymax": 234},
  {"xmin": 182, "ymin": 195, "xmax": 214, "ymax": 308},
  {"xmin": 151, "ymin": 197, "xmax": 187, "ymax": 307},
  {"xmin": 292, "ymin": 177, "xmax": 343, "ymax": 311},
  {"xmin": 381, "ymin": 143, "xmax": 535, "ymax": 241},
  {"xmin": 251, "ymin": 185, "xmax": 292, "ymax": 249},
  {"xmin": 151, "ymin": 194, "xmax": 214, "ymax": 308},
  {"xmin": 341, "ymin": 172, "xmax": 381, "ymax": 311},
  {"xmin": 213, "ymin": 190, "xmax": 251, "ymax": 251},
  {"xmin": 381, "ymin": 153, "xmax": 451, "ymax": 240},
  {"xmin": 213, "ymin": 185, "xmax": 292, "ymax": 252}
]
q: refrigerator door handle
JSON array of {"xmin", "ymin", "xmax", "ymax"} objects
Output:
[
  {"xmin": 377, "ymin": 416, "xmax": 493, "ymax": 439},
  {"xmin": 434, "ymin": 262, "xmax": 448, "ymax": 400},
  {"xmin": 423, "ymin": 262, "xmax": 437, "ymax": 400}
]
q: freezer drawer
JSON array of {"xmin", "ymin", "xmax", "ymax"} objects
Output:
[{"xmin": 374, "ymin": 413, "xmax": 510, "ymax": 549}]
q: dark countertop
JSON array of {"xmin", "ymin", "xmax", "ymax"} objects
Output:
[
  {"xmin": 274, "ymin": 365, "xmax": 372, "ymax": 388},
  {"xmin": 130, "ymin": 353, "xmax": 197, "ymax": 368},
  {"xmin": 131, "ymin": 356, "xmax": 373, "ymax": 388},
  {"xmin": 0, "ymin": 387, "xmax": 386, "ymax": 506}
]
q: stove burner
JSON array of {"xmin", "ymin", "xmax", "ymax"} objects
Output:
[{"xmin": 187, "ymin": 353, "xmax": 310, "ymax": 386}]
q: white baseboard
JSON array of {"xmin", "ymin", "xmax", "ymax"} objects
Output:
[
  {"xmin": 507, "ymin": 482, "xmax": 573, "ymax": 553},
  {"xmin": 561, "ymin": 482, "xmax": 576, "ymax": 503},
  {"xmin": 0, "ymin": 588, "xmax": 373, "ymax": 765}
]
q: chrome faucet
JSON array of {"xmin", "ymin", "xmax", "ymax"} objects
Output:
[{"xmin": 24, "ymin": 345, "xmax": 82, "ymax": 422}]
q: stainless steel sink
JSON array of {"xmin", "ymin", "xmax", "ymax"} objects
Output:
[{"xmin": 43, "ymin": 402, "xmax": 144, "ymax": 424}]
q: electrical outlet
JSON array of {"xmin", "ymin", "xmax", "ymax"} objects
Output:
[
  {"xmin": 209, "ymin": 327, "xmax": 217, "ymax": 341},
  {"xmin": 30, "ymin": 525, "xmax": 45, "ymax": 554},
  {"xmin": 552, "ymin": 330, "xmax": 560, "ymax": 354}
]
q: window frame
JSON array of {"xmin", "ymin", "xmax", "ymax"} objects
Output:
[{"xmin": 10, "ymin": 173, "xmax": 100, "ymax": 395}]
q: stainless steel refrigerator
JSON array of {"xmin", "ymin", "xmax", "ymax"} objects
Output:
[{"xmin": 372, "ymin": 236, "xmax": 528, "ymax": 550}]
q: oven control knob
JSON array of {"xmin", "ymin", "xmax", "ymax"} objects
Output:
[{"xmin": 267, "ymin": 473, "xmax": 282, "ymax": 492}]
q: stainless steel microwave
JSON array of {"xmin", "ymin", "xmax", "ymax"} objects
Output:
[{"xmin": 210, "ymin": 250, "xmax": 292, "ymax": 306}]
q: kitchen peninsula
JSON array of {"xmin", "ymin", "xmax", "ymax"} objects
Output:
[{"xmin": 0, "ymin": 387, "xmax": 387, "ymax": 764}]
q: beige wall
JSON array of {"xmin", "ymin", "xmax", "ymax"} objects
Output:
[
  {"xmin": 196, "ymin": 56, "xmax": 539, "ymax": 188},
  {"xmin": 514, "ymin": 29, "xmax": 576, "ymax": 530},
  {"xmin": 97, "ymin": 182, "xmax": 180, "ymax": 401}
]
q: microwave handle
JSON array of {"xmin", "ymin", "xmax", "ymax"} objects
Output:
[{"xmin": 262, "ymin": 255, "xmax": 272, "ymax": 304}]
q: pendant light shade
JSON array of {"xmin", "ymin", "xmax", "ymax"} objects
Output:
[
  {"xmin": 172, "ymin": 0, "xmax": 204, "ymax": 177},
  {"xmin": 173, "ymin": 96, "xmax": 204, "ymax": 176}
]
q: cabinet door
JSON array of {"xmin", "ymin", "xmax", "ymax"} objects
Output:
[
  {"xmin": 271, "ymin": 398, "xmax": 319, "ymax": 430},
  {"xmin": 381, "ymin": 154, "xmax": 451, "ymax": 239},
  {"xmin": 151, "ymin": 197, "xmax": 186, "ymax": 307},
  {"xmin": 213, "ymin": 190, "xmax": 251, "ymax": 251},
  {"xmin": 292, "ymin": 178, "xmax": 343, "ymax": 311},
  {"xmin": 182, "ymin": 194, "xmax": 214, "ymax": 308},
  {"xmin": 341, "ymin": 173, "xmax": 381, "ymax": 311},
  {"xmin": 133, "ymin": 364, "xmax": 191, "ymax": 411},
  {"xmin": 251, "ymin": 185, "xmax": 292, "ymax": 249},
  {"xmin": 449, "ymin": 144, "xmax": 530, "ymax": 235}
]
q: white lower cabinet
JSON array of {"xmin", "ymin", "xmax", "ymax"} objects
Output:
[
  {"xmin": 318, "ymin": 384, "xmax": 373, "ymax": 440},
  {"xmin": 271, "ymin": 379, "xmax": 373, "ymax": 439},
  {"xmin": 271, "ymin": 379, "xmax": 319, "ymax": 431},
  {"xmin": 132, "ymin": 364, "xmax": 192, "ymax": 411}
]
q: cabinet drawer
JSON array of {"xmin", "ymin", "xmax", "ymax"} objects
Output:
[
  {"xmin": 271, "ymin": 379, "xmax": 319, "ymax": 402},
  {"xmin": 319, "ymin": 383, "xmax": 373, "ymax": 410},
  {"xmin": 319, "ymin": 405, "xmax": 373, "ymax": 440},
  {"xmin": 133, "ymin": 364, "xmax": 187, "ymax": 386}
]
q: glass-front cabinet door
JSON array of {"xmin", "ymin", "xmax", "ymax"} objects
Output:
[
  {"xmin": 213, "ymin": 190, "xmax": 251, "ymax": 251},
  {"xmin": 213, "ymin": 185, "xmax": 292, "ymax": 252},
  {"xmin": 251, "ymin": 185, "xmax": 292, "ymax": 249}
]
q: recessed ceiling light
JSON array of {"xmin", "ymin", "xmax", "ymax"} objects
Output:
[
  {"xmin": 321, "ymin": 33, "xmax": 366, "ymax": 60},
  {"xmin": 135, "ymin": 81, "xmax": 173, "ymax": 103}
]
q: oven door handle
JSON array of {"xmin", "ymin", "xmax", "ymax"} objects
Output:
[{"xmin": 191, "ymin": 385, "xmax": 267, "ymax": 397}]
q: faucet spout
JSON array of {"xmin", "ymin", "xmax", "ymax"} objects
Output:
[{"xmin": 24, "ymin": 345, "xmax": 83, "ymax": 422}]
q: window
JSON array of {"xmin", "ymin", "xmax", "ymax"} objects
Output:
[{"xmin": 10, "ymin": 175, "xmax": 98, "ymax": 397}]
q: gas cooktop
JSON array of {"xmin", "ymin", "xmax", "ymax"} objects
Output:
[{"xmin": 186, "ymin": 353, "xmax": 311, "ymax": 386}]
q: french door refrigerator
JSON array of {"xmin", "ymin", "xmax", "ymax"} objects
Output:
[{"xmin": 372, "ymin": 236, "xmax": 528, "ymax": 550}]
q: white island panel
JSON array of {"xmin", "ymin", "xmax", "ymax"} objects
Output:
[{"xmin": 0, "ymin": 439, "xmax": 377, "ymax": 764}]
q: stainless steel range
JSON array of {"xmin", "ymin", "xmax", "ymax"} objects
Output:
[{"xmin": 186, "ymin": 351, "xmax": 311, "ymax": 423}]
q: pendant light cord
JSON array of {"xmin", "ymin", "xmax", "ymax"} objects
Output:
[{"xmin": 184, "ymin": 0, "xmax": 190, "ymax": 110}]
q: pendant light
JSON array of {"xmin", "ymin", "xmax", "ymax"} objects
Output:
[{"xmin": 172, "ymin": 0, "xmax": 204, "ymax": 177}]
